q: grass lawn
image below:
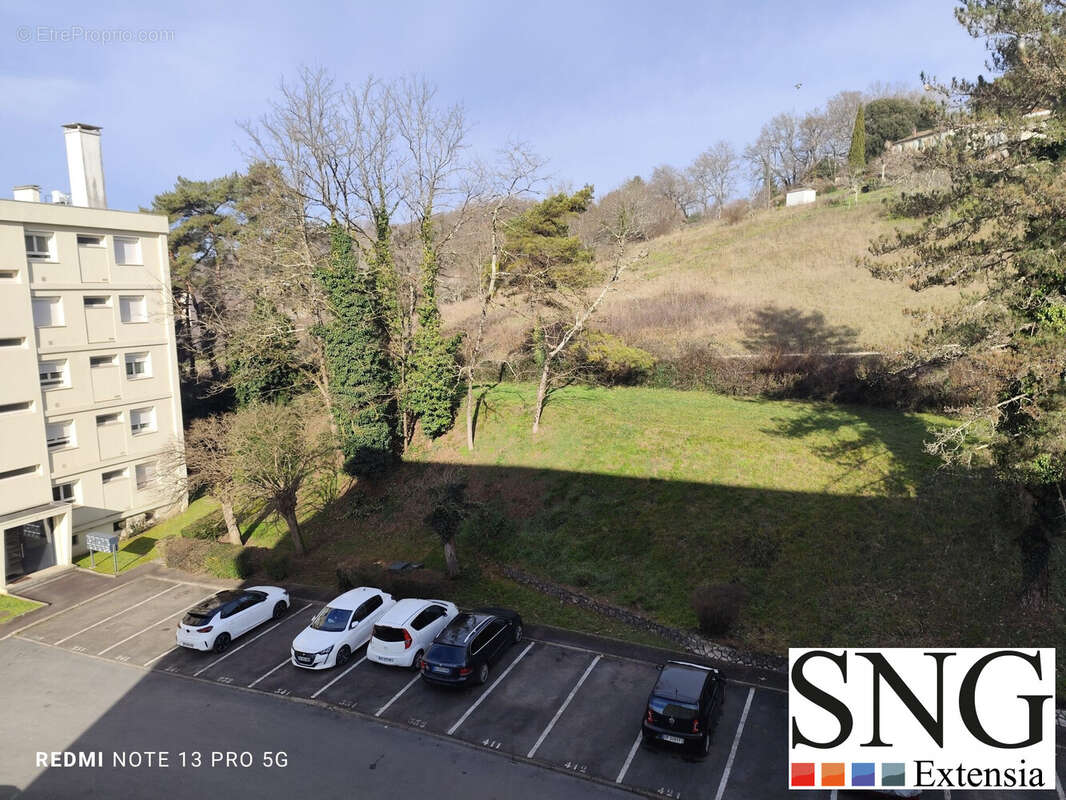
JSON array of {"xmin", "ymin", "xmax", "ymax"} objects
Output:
[
  {"xmin": 0, "ymin": 594, "xmax": 43, "ymax": 625},
  {"xmin": 74, "ymin": 496, "xmax": 221, "ymax": 575}
]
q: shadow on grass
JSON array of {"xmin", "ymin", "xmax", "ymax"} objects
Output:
[{"xmin": 741, "ymin": 306, "xmax": 859, "ymax": 354}]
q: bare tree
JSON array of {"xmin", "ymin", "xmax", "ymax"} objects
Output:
[
  {"xmin": 688, "ymin": 141, "xmax": 739, "ymax": 217},
  {"xmin": 183, "ymin": 415, "xmax": 244, "ymax": 545},
  {"xmin": 649, "ymin": 164, "xmax": 698, "ymax": 219}
]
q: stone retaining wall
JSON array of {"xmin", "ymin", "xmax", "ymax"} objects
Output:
[{"xmin": 502, "ymin": 566, "xmax": 785, "ymax": 672}]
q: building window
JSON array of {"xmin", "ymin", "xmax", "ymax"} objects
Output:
[
  {"xmin": 72, "ymin": 534, "xmax": 79, "ymax": 546},
  {"xmin": 96, "ymin": 412, "xmax": 122, "ymax": 426},
  {"xmin": 83, "ymin": 296, "xmax": 111, "ymax": 308},
  {"xmin": 46, "ymin": 420, "xmax": 75, "ymax": 450},
  {"xmin": 38, "ymin": 359, "xmax": 69, "ymax": 389},
  {"xmin": 135, "ymin": 461, "xmax": 157, "ymax": 490},
  {"xmin": 0, "ymin": 465, "xmax": 38, "ymax": 480},
  {"xmin": 125, "ymin": 352, "xmax": 151, "ymax": 379},
  {"xmin": 90, "ymin": 354, "xmax": 117, "ymax": 368},
  {"xmin": 129, "ymin": 406, "xmax": 156, "ymax": 435},
  {"xmin": 119, "ymin": 295, "xmax": 147, "ymax": 323},
  {"xmin": 52, "ymin": 481, "xmax": 78, "ymax": 502},
  {"xmin": 25, "ymin": 232, "xmax": 54, "ymax": 260},
  {"xmin": 101, "ymin": 468, "xmax": 127, "ymax": 484},
  {"xmin": 0, "ymin": 269, "xmax": 19, "ymax": 280},
  {"xmin": 77, "ymin": 234, "xmax": 104, "ymax": 247},
  {"xmin": 32, "ymin": 296, "xmax": 64, "ymax": 327},
  {"xmin": 114, "ymin": 236, "xmax": 142, "ymax": 265},
  {"xmin": 0, "ymin": 337, "xmax": 26, "ymax": 348},
  {"xmin": 0, "ymin": 401, "xmax": 33, "ymax": 414}
]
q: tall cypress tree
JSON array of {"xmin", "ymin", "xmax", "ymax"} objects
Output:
[
  {"xmin": 848, "ymin": 105, "xmax": 867, "ymax": 174},
  {"xmin": 313, "ymin": 223, "xmax": 397, "ymax": 475}
]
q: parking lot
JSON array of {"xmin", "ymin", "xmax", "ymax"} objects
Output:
[{"xmin": 6, "ymin": 571, "xmax": 1065, "ymax": 799}]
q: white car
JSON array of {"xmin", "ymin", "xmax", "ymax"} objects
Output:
[
  {"xmin": 366, "ymin": 598, "xmax": 459, "ymax": 669},
  {"xmin": 290, "ymin": 587, "xmax": 395, "ymax": 669},
  {"xmin": 176, "ymin": 586, "xmax": 290, "ymax": 654}
]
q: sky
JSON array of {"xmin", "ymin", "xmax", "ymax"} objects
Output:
[{"xmin": 0, "ymin": 1, "xmax": 991, "ymax": 213}]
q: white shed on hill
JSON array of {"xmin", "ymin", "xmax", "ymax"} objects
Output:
[{"xmin": 785, "ymin": 187, "xmax": 816, "ymax": 207}]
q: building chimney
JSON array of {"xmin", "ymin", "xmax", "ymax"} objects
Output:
[
  {"xmin": 62, "ymin": 123, "xmax": 107, "ymax": 209},
  {"xmin": 13, "ymin": 185, "xmax": 41, "ymax": 203}
]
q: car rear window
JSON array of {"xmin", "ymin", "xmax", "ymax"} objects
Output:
[
  {"xmin": 648, "ymin": 696, "xmax": 698, "ymax": 718},
  {"xmin": 372, "ymin": 625, "xmax": 406, "ymax": 643},
  {"xmin": 426, "ymin": 644, "xmax": 466, "ymax": 665},
  {"xmin": 182, "ymin": 611, "xmax": 214, "ymax": 627}
]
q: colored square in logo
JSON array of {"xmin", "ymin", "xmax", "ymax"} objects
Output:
[
  {"xmin": 882, "ymin": 762, "xmax": 906, "ymax": 786},
  {"xmin": 821, "ymin": 763, "xmax": 845, "ymax": 786},
  {"xmin": 791, "ymin": 763, "xmax": 815, "ymax": 787},
  {"xmin": 852, "ymin": 763, "xmax": 876, "ymax": 787}
]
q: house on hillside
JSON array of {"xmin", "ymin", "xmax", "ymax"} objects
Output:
[{"xmin": 785, "ymin": 187, "xmax": 816, "ymax": 207}]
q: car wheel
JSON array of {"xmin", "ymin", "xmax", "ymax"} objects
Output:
[
  {"xmin": 273, "ymin": 601, "xmax": 287, "ymax": 620},
  {"xmin": 477, "ymin": 662, "xmax": 490, "ymax": 685},
  {"xmin": 411, "ymin": 650, "xmax": 424, "ymax": 671},
  {"xmin": 513, "ymin": 623, "xmax": 523, "ymax": 643},
  {"xmin": 336, "ymin": 645, "xmax": 351, "ymax": 667},
  {"xmin": 212, "ymin": 633, "xmax": 231, "ymax": 654}
]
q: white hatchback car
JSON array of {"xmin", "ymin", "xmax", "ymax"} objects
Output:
[
  {"xmin": 290, "ymin": 587, "xmax": 395, "ymax": 669},
  {"xmin": 366, "ymin": 598, "xmax": 458, "ymax": 669},
  {"xmin": 176, "ymin": 586, "xmax": 290, "ymax": 653}
]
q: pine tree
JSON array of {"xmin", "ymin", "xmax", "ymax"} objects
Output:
[
  {"xmin": 848, "ymin": 105, "xmax": 866, "ymax": 174},
  {"xmin": 313, "ymin": 223, "xmax": 397, "ymax": 476}
]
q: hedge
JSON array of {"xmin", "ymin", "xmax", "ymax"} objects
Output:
[
  {"xmin": 164, "ymin": 538, "xmax": 273, "ymax": 580},
  {"xmin": 336, "ymin": 562, "xmax": 449, "ymax": 600}
]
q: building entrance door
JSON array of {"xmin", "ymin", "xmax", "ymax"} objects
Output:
[{"xmin": 3, "ymin": 519, "xmax": 56, "ymax": 580}]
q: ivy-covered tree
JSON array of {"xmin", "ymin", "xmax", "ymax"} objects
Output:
[
  {"xmin": 870, "ymin": 0, "xmax": 1066, "ymax": 607},
  {"xmin": 313, "ymin": 223, "xmax": 398, "ymax": 476}
]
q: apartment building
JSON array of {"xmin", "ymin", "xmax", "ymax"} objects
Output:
[{"xmin": 0, "ymin": 123, "xmax": 186, "ymax": 592}]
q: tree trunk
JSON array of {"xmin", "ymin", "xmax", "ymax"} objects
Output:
[
  {"xmin": 220, "ymin": 501, "xmax": 242, "ymax": 546},
  {"xmin": 532, "ymin": 356, "xmax": 553, "ymax": 434},
  {"xmin": 465, "ymin": 371, "xmax": 475, "ymax": 451},
  {"xmin": 277, "ymin": 497, "xmax": 306, "ymax": 556},
  {"xmin": 443, "ymin": 537, "xmax": 460, "ymax": 578}
]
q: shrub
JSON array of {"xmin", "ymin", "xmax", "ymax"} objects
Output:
[
  {"xmin": 181, "ymin": 508, "xmax": 225, "ymax": 540},
  {"xmin": 720, "ymin": 199, "xmax": 750, "ymax": 225},
  {"xmin": 571, "ymin": 331, "xmax": 656, "ymax": 385},
  {"xmin": 692, "ymin": 583, "xmax": 746, "ymax": 636},
  {"xmin": 164, "ymin": 538, "xmax": 255, "ymax": 580},
  {"xmin": 263, "ymin": 552, "xmax": 290, "ymax": 581}
]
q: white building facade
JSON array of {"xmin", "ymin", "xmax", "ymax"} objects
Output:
[{"xmin": 0, "ymin": 124, "xmax": 186, "ymax": 592}]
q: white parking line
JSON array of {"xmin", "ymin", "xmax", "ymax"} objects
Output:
[
  {"xmin": 144, "ymin": 646, "xmax": 178, "ymax": 667},
  {"xmin": 54, "ymin": 584, "xmax": 180, "ymax": 645},
  {"xmin": 6, "ymin": 578, "xmax": 151, "ymax": 640},
  {"xmin": 527, "ymin": 653, "xmax": 601, "ymax": 759},
  {"xmin": 447, "ymin": 641, "xmax": 535, "ymax": 736},
  {"xmin": 376, "ymin": 674, "xmax": 422, "ymax": 717},
  {"xmin": 99, "ymin": 592, "xmax": 218, "ymax": 656},
  {"xmin": 192, "ymin": 602, "xmax": 312, "ymax": 677},
  {"xmin": 1056, "ymin": 771, "xmax": 1064, "ymax": 800},
  {"xmin": 311, "ymin": 657, "xmax": 367, "ymax": 699},
  {"xmin": 615, "ymin": 731, "xmax": 643, "ymax": 784},
  {"xmin": 713, "ymin": 687, "xmax": 754, "ymax": 800},
  {"xmin": 249, "ymin": 658, "xmax": 291, "ymax": 688}
]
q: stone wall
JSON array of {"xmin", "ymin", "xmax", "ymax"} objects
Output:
[{"xmin": 502, "ymin": 566, "xmax": 785, "ymax": 672}]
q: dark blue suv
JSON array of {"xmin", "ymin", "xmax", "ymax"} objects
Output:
[{"xmin": 420, "ymin": 608, "xmax": 523, "ymax": 686}]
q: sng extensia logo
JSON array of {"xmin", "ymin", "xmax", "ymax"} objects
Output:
[{"xmin": 788, "ymin": 648, "xmax": 1056, "ymax": 791}]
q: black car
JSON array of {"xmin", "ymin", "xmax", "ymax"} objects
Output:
[
  {"xmin": 642, "ymin": 660, "xmax": 724, "ymax": 756},
  {"xmin": 420, "ymin": 608, "xmax": 523, "ymax": 686}
]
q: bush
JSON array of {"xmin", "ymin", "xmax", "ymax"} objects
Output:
[
  {"xmin": 264, "ymin": 552, "xmax": 290, "ymax": 581},
  {"xmin": 692, "ymin": 583, "xmax": 746, "ymax": 636},
  {"xmin": 336, "ymin": 562, "xmax": 448, "ymax": 600},
  {"xmin": 181, "ymin": 508, "xmax": 225, "ymax": 540},
  {"xmin": 571, "ymin": 331, "xmax": 656, "ymax": 385},
  {"xmin": 720, "ymin": 199, "xmax": 750, "ymax": 225},
  {"xmin": 164, "ymin": 538, "xmax": 255, "ymax": 580}
]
